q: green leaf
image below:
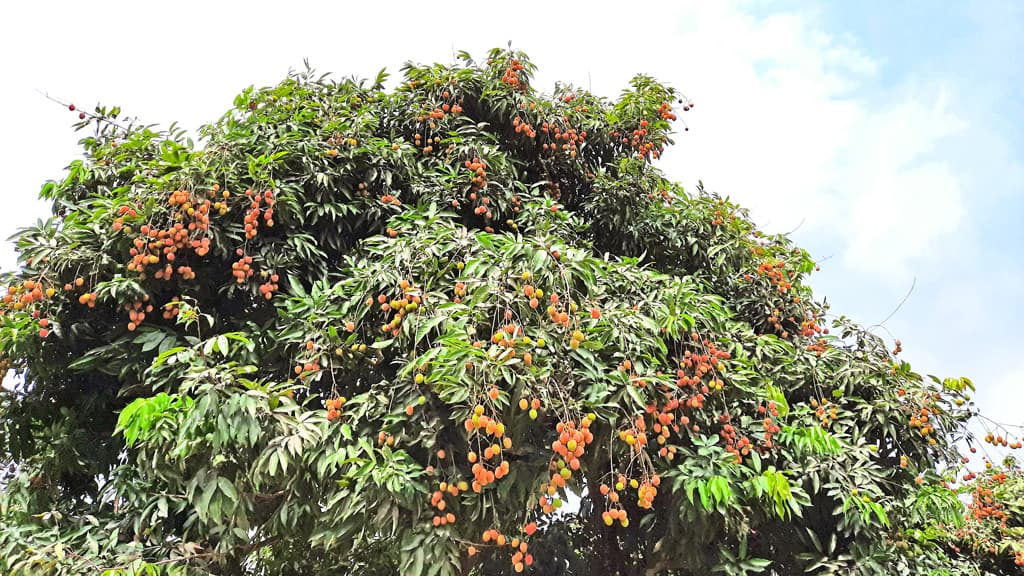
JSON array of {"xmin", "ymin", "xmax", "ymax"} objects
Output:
[
  {"xmin": 216, "ymin": 335, "xmax": 229, "ymax": 356},
  {"xmin": 218, "ymin": 477, "xmax": 238, "ymax": 504}
]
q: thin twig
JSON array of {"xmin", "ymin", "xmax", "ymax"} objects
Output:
[
  {"xmin": 872, "ymin": 277, "xmax": 916, "ymax": 328},
  {"xmin": 35, "ymin": 89, "xmax": 133, "ymax": 133},
  {"xmin": 783, "ymin": 218, "xmax": 806, "ymax": 236}
]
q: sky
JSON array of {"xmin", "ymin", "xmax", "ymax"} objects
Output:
[{"xmin": 1, "ymin": 1, "xmax": 1021, "ymax": 453}]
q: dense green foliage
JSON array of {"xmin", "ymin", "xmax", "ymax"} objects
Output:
[{"xmin": 0, "ymin": 48, "xmax": 1021, "ymax": 575}]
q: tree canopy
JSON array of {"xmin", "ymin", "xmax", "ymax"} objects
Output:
[{"xmin": 0, "ymin": 47, "xmax": 1021, "ymax": 575}]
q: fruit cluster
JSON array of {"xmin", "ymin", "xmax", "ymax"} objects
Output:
[
  {"xmin": 951, "ymin": 470, "xmax": 1024, "ymax": 567},
  {"xmin": 464, "ymin": 405, "xmax": 513, "ymax": 492},
  {"xmin": 755, "ymin": 259, "xmax": 793, "ymax": 294},
  {"xmin": 77, "ymin": 291, "xmax": 99, "ymax": 308},
  {"xmin": 463, "ymin": 158, "xmax": 492, "ymax": 217},
  {"xmin": 465, "ymin": 157, "xmax": 489, "ymax": 192},
  {"xmin": 618, "ymin": 415, "xmax": 649, "ymax": 451},
  {"xmin": 598, "ymin": 473, "xmax": 661, "ymax": 524},
  {"xmin": 657, "ymin": 101, "xmax": 678, "ymax": 121},
  {"xmin": 258, "ymin": 273, "xmax": 280, "ymax": 300},
  {"xmin": 512, "ymin": 115, "xmax": 537, "ymax": 139},
  {"xmin": 429, "ymin": 477, "xmax": 462, "ymax": 527},
  {"xmin": 293, "ymin": 359, "xmax": 322, "ymax": 380},
  {"xmin": 413, "ymin": 131, "xmax": 442, "ymax": 155},
  {"xmin": 810, "ymin": 398, "xmax": 839, "ymax": 428},
  {"xmin": 111, "ymin": 203, "xmax": 139, "ymax": 232},
  {"xmin": 161, "ymin": 298, "xmax": 182, "ymax": 320},
  {"xmin": 480, "ymin": 528, "xmax": 534, "ymax": 572},
  {"xmin": 379, "ymin": 193, "xmax": 402, "ymax": 206},
  {"xmin": 600, "ymin": 506, "xmax": 629, "ymax": 528},
  {"xmin": 758, "ymin": 402, "xmax": 782, "ymax": 449},
  {"xmin": 543, "ymin": 291, "xmax": 573, "ymax": 329},
  {"xmin": 625, "ymin": 120, "xmax": 657, "ymax": 158},
  {"xmin": 710, "ymin": 205, "xmax": 735, "ymax": 226},
  {"xmin": 982, "ymin": 432, "xmax": 1022, "ymax": 450},
  {"xmin": 501, "ymin": 59, "xmax": 526, "ymax": 90},
  {"xmin": 906, "ymin": 404, "xmax": 939, "ymax": 445},
  {"xmin": 538, "ymin": 120, "xmax": 584, "ymax": 159},
  {"xmin": 324, "ymin": 396, "xmax": 345, "ymax": 422},
  {"xmin": 231, "ymin": 252, "xmax": 255, "ymax": 285},
  {"xmin": 452, "ymin": 281, "xmax": 467, "ymax": 304},
  {"xmin": 326, "ymin": 135, "xmax": 359, "ymax": 151},
  {"xmin": 2, "ymin": 279, "xmax": 56, "ymax": 316},
  {"xmin": 518, "ymin": 397, "xmax": 542, "ymax": 419},
  {"xmin": 437, "ymin": 90, "xmax": 464, "ymax": 115},
  {"xmin": 370, "ymin": 279, "xmax": 426, "ymax": 338},
  {"xmin": 673, "ymin": 338, "xmax": 731, "ymax": 412},
  {"xmin": 650, "ymin": 398, "xmax": 683, "ymax": 461},
  {"xmin": 717, "ymin": 412, "xmax": 752, "ymax": 464},
  {"xmin": 127, "ymin": 221, "xmax": 210, "ymax": 280},
  {"xmin": 122, "ymin": 297, "xmax": 154, "ymax": 332},
  {"xmin": 798, "ymin": 313, "xmax": 826, "ymax": 338},
  {"xmin": 242, "ymin": 188, "xmax": 275, "ymax": 239},
  {"xmin": 488, "ymin": 324, "xmax": 523, "ymax": 362},
  {"xmin": 548, "ymin": 416, "xmax": 595, "ymax": 489}
]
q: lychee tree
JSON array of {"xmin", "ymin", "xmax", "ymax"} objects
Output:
[
  {"xmin": 0, "ymin": 48, "xmax": 1021, "ymax": 575},
  {"xmin": 943, "ymin": 461, "xmax": 1024, "ymax": 572}
]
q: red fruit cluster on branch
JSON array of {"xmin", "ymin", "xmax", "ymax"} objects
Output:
[
  {"xmin": 464, "ymin": 157, "xmax": 493, "ymax": 218},
  {"xmin": 658, "ymin": 101, "xmax": 678, "ymax": 121},
  {"xmin": 464, "ymin": 405, "xmax": 513, "ymax": 491},
  {"xmin": 951, "ymin": 470, "xmax": 1024, "ymax": 568},
  {"xmin": 512, "ymin": 115, "xmax": 536, "ymax": 138},
  {"xmin": 325, "ymin": 396, "xmax": 345, "ymax": 421},
  {"xmin": 901, "ymin": 390, "xmax": 942, "ymax": 445},
  {"xmin": 548, "ymin": 417, "xmax": 595, "ymax": 489},
  {"xmin": 231, "ymin": 253, "xmax": 255, "ymax": 285},
  {"xmin": 430, "ymin": 481, "xmax": 459, "ymax": 527},
  {"xmin": 2, "ymin": 279, "xmax": 55, "ymax": 312},
  {"xmin": 123, "ymin": 297, "xmax": 153, "ymax": 332},
  {"xmin": 371, "ymin": 279, "xmax": 426, "ymax": 339},
  {"xmin": 538, "ymin": 120, "xmax": 584, "ymax": 159},
  {"xmin": 756, "ymin": 259, "xmax": 793, "ymax": 294},
  {"xmin": 161, "ymin": 298, "xmax": 182, "ymax": 320},
  {"xmin": 501, "ymin": 59, "xmax": 526, "ymax": 90},
  {"xmin": 117, "ymin": 187, "xmax": 243, "ymax": 329},
  {"xmin": 243, "ymin": 188, "xmax": 275, "ymax": 239},
  {"xmin": 481, "ymin": 528, "xmax": 534, "ymax": 572},
  {"xmin": 258, "ymin": 274, "xmax": 280, "ymax": 300}
]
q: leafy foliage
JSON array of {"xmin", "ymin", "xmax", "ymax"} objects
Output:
[{"xmin": 0, "ymin": 47, "xmax": 1020, "ymax": 575}]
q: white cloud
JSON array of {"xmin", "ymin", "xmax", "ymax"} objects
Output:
[
  {"xmin": 838, "ymin": 84, "xmax": 967, "ymax": 276},
  {"xmin": 988, "ymin": 363, "xmax": 1024, "ymax": 427},
  {"xmin": 646, "ymin": 5, "xmax": 969, "ymax": 282},
  {"xmin": 0, "ymin": 1, "xmax": 968, "ymax": 279}
]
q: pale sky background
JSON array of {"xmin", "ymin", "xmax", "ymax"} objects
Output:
[{"xmin": 1, "ymin": 1, "xmax": 1021, "ymax": 455}]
